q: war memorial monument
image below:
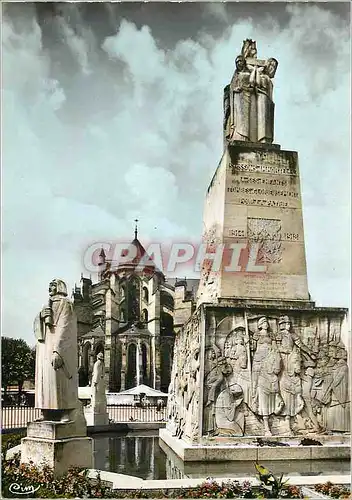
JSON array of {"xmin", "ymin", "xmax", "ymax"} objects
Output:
[{"xmin": 159, "ymin": 40, "xmax": 350, "ymax": 463}]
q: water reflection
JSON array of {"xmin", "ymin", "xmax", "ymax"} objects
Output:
[
  {"xmin": 92, "ymin": 432, "xmax": 166, "ymax": 480},
  {"xmin": 93, "ymin": 437, "xmax": 110, "ymax": 471},
  {"xmin": 92, "ymin": 432, "xmax": 350, "ymax": 481}
]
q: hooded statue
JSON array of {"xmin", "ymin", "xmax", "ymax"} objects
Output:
[{"xmin": 34, "ymin": 278, "xmax": 78, "ymax": 420}]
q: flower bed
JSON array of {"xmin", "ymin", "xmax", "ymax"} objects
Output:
[
  {"xmin": 1, "ymin": 456, "xmax": 303, "ymax": 499},
  {"xmin": 314, "ymin": 482, "xmax": 351, "ymax": 499},
  {"xmin": 1, "ymin": 435, "xmax": 350, "ymax": 499}
]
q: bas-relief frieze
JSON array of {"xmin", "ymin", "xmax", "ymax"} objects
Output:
[
  {"xmin": 202, "ymin": 311, "xmax": 350, "ymax": 438},
  {"xmin": 166, "ymin": 311, "xmax": 201, "ymax": 441}
]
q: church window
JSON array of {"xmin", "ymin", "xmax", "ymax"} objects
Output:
[
  {"xmin": 120, "ymin": 308, "xmax": 126, "ymax": 322},
  {"xmin": 143, "ymin": 286, "xmax": 149, "ymax": 303},
  {"xmin": 127, "ymin": 276, "xmax": 140, "ymax": 322},
  {"xmin": 142, "ymin": 309, "xmax": 148, "ymax": 323}
]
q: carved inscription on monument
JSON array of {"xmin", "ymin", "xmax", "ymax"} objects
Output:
[
  {"xmin": 226, "ymin": 150, "xmax": 301, "ymax": 210},
  {"xmin": 230, "ymin": 162, "xmax": 294, "ymax": 176},
  {"xmin": 241, "ymin": 275, "xmax": 288, "ymax": 297}
]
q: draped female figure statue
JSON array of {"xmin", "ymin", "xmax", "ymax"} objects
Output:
[
  {"xmin": 257, "ymin": 58, "xmax": 278, "ymax": 143},
  {"xmin": 224, "ymin": 40, "xmax": 278, "ymax": 144},
  {"xmin": 228, "ymin": 55, "xmax": 252, "ymax": 141}
]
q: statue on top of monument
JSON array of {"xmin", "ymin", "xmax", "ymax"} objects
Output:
[
  {"xmin": 243, "ymin": 39, "xmax": 258, "ymax": 58},
  {"xmin": 224, "ymin": 39, "xmax": 278, "ymax": 144}
]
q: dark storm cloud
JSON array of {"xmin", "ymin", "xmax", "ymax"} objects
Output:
[{"xmin": 2, "ymin": 2, "xmax": 350, "ymax": 343}]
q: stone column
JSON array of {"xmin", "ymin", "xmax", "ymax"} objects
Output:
[
  {"xmin": 103, "ymin": 344, "xmax": 111, "ymax": 390},
  {"xmin": 150, "ymin": 436, "xmax": 155, "ymax": 475},
  {"xmin": 146, "ymin": 343, "xmax": 151, "ymax": 385},
  {"xmin": 136, "ymin": 340, "xmax": 141, "ymax": 387},
  {"xmin": 155, "ymin": 335, "xmax": 161, "ymax": 390},
  {"xmin": 120, "ymin": 339, "xmax": 127, "ymax": 391},
  {"xmin": 135, "ymin": 436, "xmax": 140, "ymax": 467},
  {"xmin": 89, "ymin": 343, "xmax": 95, "ymax": 384}
]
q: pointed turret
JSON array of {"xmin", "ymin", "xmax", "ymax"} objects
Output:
[{"xmin": 98, "ymin": 247, "xmax": 106, "ymax": 267}]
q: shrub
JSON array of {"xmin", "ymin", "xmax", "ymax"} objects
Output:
[
  {"xmin": 2, "ymin": 454, "xmax": 111, "ymax": 498},
  {"xmin": 0, "ymin": 451, "xmax": 307, "ymax": 499},
  {"xmin": 1, "ymin": 431, "xmax": 26, "ymax": 453}
]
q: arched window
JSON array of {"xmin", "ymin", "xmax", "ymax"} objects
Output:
[
  {"xmin": 143, "ymin": 287, "xmax": 149, "ymax": 303},
  {"xmin": 160, "ymin": 341, "xmax": 173, "ymax": 392},
  {"xmin": 161, "ymin": 290, "xmax": 174, "ymax": 311},
  {"xmin": 120, "ymin": 308, "xmax": 126, "ymax": 322},
  {"xmin": 126, "ymin": 343, "xmax": 137, "ymax": 389},
  {"xmin": 82, "ymin": 342, "xmax": 91, "ymax": 371},
  {"xmin": 142, "ymin": 309, "xmax": 148, "ymax": 323},
  {"xmin": 161, "ymin": 312, "xmax": 173, "ymax": 335},
  {"xmin": 127, "ymin": 276, "xmax": 140, "ymax": 322},
  {"xmin": 141, "ymin": 344, "xmax": 148, "ymax": 384},
  {"xmin": 79, "ymin": 342, "xmax": 91, "ymax": 386},
  {"xmin": 94, "ymin": 342, "xmax": 104, "ymax": 359}
]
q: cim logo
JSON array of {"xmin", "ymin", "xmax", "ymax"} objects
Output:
[{"xmin": 9, "ymin": 483, "xmax": 40, "ymax": 495}]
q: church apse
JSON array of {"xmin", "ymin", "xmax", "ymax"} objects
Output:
[{"xmin": 74, "ymin": 231, "xmax": 191, "ymax": 393}]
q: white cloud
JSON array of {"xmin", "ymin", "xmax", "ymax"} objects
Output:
[{"xmin": 2, "ymin": 4, "xmax": 350, "ymax": 344}]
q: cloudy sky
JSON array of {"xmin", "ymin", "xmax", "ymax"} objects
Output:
[{"xmin": 3, "ymin": 2, "xmax": 350, "ymax": 346}]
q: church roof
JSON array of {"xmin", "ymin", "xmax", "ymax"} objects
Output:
[
  {"xmin": 81, "ymin": 324, "xmax": 105, "ymax": 339},
  {"xmin": 167, "ymin": 277, "xmax": 200, "ymax": 293},
  {"xmin": 125, "ymin": 237, "xmax": 147, "ymax": 265},
  {"xmin": 112, "ymin": 236, "xmax": 163, "ymax": 276}
]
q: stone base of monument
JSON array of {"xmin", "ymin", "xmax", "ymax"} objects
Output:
[
  {"xmin": 159, "ymin": 428, "xmax": 350, "ymax": 462},
  {"xmin": 84, "ymin": 407, "xmax": 109, "ymax": 426},
  {"xmin": 21, "ymin": 420, "xmax": 93, "ymax": 476}
]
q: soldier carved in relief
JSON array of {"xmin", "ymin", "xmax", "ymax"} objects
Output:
[
  {"xmin": 256, "ymin": 344, "xmax": 284, "ymax": 436},
  {"xmin": 215, "ymin": 383, "xmax": 245, "ymax": 436},
  {"xmin": 279, "ymin": 348, "xmax": 304, "ymax": 434},
  {"xmin": 204, "ymin": 345, "xmax": 232, "ymax": 434},
  {"xmin": 226, "ymin": 326, "xmax": 251, "ymax": 406},
  {"xmin": 251, "ymin": 316, "xmax": 274, "ymax": 406},
  {"xmin": 318, "ymin": 342, "xmax": 350, "ymax": 433}
]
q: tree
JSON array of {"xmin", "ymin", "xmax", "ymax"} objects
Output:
[{"xmin": 1, "ymin": 337, "xmax": 35, "ymax": 397}]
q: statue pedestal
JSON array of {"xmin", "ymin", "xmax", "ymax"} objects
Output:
[
  {"xmin": 84, "ymin": 407, "xmax": 109, "ymax": 427},
  {"xmin": 160, "ymin": 429, "xmax": 351, "ymax": 479},
  {"xmin": 21, "ymin": 420, "xmax": 93, "ymax": 477}
]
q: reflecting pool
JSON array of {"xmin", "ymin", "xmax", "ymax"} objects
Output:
[
  {"xmin": 92, "ymin": 431, "xmax": 350, "ymax": 481},
  {"xmin": 92, "ymin": 430, "xmax": 166, "ymax": 480}
]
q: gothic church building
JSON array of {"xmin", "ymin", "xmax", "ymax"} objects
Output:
[{"xmin": 73, "ymin": 229, "xmax": 198, "ymax": 393}]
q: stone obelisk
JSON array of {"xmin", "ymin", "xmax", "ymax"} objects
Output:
[{"xmin": 197, "ymin": 39, "xmax": 308, "ymax": 304}]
